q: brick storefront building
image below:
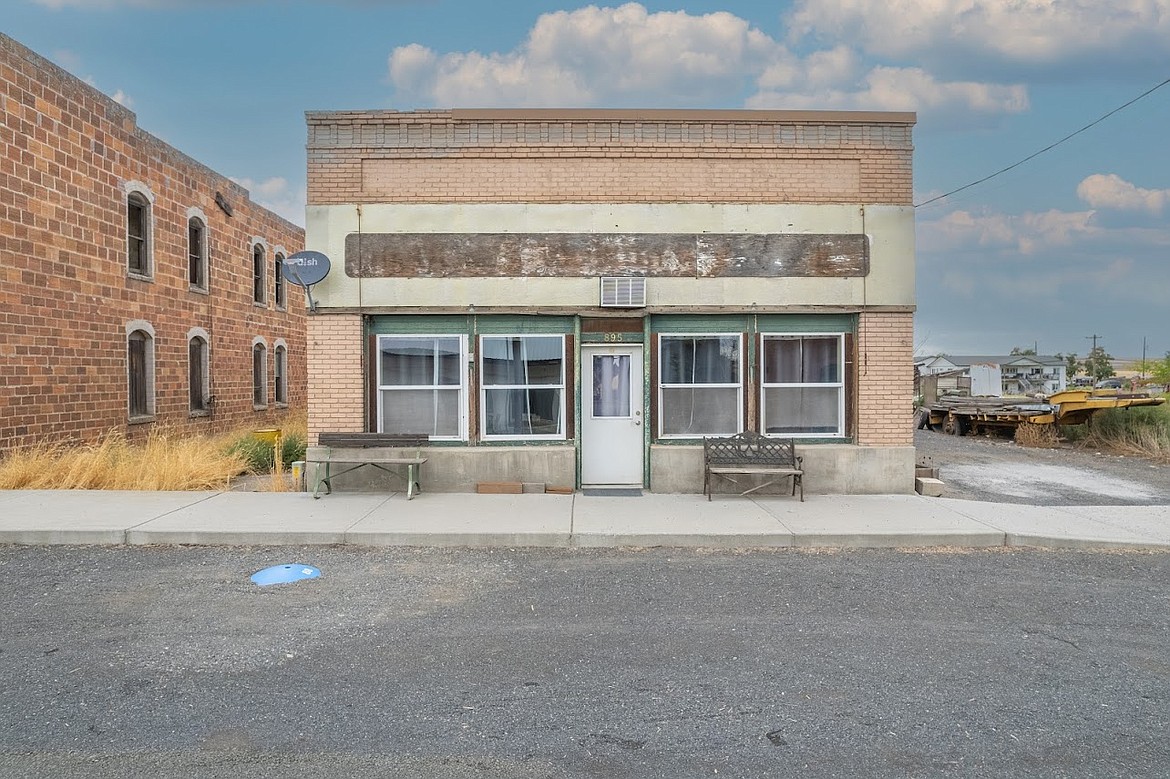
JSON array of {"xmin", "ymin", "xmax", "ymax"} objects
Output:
[
  {"xmin": 304, "ymin": 108, "xmax": 916, "ymax": 494},
  {"xmin": 0, "ymin": 34, "xmax": 305, "ymax": 451}
]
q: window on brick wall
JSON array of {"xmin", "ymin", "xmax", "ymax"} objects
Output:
[
  {"xmin": 274, "ymin": 343, "xmax": 288, "ymax": 406},
  {"xmin": 252, "ymin": 242, "xmax": 266, "ymax": 304},
  {"xmin": 127, "ymin": 326, "xmax": 155, "ymax": 419},
  {"xmin": 189, "ymin": 334, "xmax": 210, "ymax": 413},
  {"xmin": 274, "ymin": 251, "xmax": 287, "ymax": 309},
  {"xmin": 188, "ymin": 216, "xmax": 208, "ymax": 291},
  {"xmin": 127, "ymin": 192, "xmax": 152, "ymax": 277},
  {"xmin": 252, "ymin": 341, "xmax": 268, "ymax": 408},
  {"xmin": 760, "ymin": 334, "xmax": 844, "ymax": 437}
]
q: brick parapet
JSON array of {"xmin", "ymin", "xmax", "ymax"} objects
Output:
[{"xmin": 306, "ymin": 109, "xmax": 914, "ymax": 206}]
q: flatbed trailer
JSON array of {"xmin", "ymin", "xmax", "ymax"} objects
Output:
[{"xmin": 920, "ymin": 389, "xmax": 1165, "ymax": 436}]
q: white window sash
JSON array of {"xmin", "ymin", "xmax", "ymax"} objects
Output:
[
  {"xmin": 480, "ymin": 335, "xmax": 566, "ymax": 441},
  {"xmin": 376, "ymin": 335, "xmax": 468, "ymax": 441},
  {"xmin": 657, "ymin": 333, "xmax": 743, "ymax": 439},
  {"xmin": 760, "ymin": 333, "xmax": 846, "ymax": 438}
]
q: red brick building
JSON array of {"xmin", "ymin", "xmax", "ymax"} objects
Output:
[{"xmin": 0, "ymin": 34, "xmax": 305, "ymax": 451}]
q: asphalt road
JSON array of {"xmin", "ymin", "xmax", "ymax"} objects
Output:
[{"xmin": 2, "ymin": 545, "xmax": 1168, "ymax": 778}]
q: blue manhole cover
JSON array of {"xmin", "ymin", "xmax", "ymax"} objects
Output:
[{"xmin": 250, "ymin": 564, "xmax": 321, "ymax": 586}]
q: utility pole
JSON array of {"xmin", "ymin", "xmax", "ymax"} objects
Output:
[
  {"xmin": 1086, "ymin": 334, "xmax": 1101, "ymax": 351},
  {"xmin": 1142, "ymin": 336, "xmax": 1147, "ymax": 380}
]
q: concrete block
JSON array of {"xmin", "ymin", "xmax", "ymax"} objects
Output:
[{"xmin": 915, "ymin": 476, "xmax": 945, "ymax": 497}]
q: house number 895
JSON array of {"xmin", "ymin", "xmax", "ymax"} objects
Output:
[{"xmin": 603, "ymin": 332, "xmax": 624, "ymax": 342}]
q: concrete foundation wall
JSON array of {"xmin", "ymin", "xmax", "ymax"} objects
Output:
[
  {"xmin": 650, "ymin": 444, "xmax": 916, "ymax": 496},
  {"xmin": 305, "ymin": 443, "xmax": 915, "ymax": 495},
  {"xmin": 305, "ymin": 445, "xmax": 576, "ymax": 494}
]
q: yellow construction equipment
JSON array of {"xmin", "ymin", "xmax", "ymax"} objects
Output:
[{"xmin": 920, "ymin": 388, "xmax": 1166, "ymax": 436}]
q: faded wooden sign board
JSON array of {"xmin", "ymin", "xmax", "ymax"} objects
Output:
[{"xmin": 344, "ymin": 233, "xmax": 868, "ymax": 278}]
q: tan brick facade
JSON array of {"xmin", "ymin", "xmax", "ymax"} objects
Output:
[
  {"xmin": 0, "ymin": 34, "xmax": 305, "ymax": 450},
  {"xmin": 305, "ymin": 108, "xmax": 917, "ymax": 493},
  {"xmin": 306, "ymin": 314, "xmax": 364, "ymax": 444},
  {"xmin": 856, "ymin": 311, "xmax": 915, "ymax": 446}
]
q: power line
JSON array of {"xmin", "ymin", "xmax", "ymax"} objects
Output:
[{"xmin": 915, "ymin": 76, "xmax": 1170, "ymax": 209}]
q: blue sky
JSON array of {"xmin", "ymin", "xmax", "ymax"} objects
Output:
[{"xmin": 7, "ymin": 0, "xmax": 1169, "ymax": 363}]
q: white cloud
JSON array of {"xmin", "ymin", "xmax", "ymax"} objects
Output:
[
  {"xmin": 787, "ymin": 0, "xmax": 1170, "ymax": 76},
  {"xmin": 230, "ymin": 176, "xmax": 306, "ymax": 228},
  {"xmin": 390, "ymin": 3, "xmax": 779, "ymax": 107},
  {"xmin": 35, "ymin": 0, "xmax": 416, "ymax": 6},
  {"xmin": 919, "ymin": 207, "xmax": 1098, "ymax": 255},
  {"xmin": 915, "ymin": 201, "xmax": 1170, "ymax": 357},
  {"xmin": 388, "ymin": 2, "xmax": 1028, "ymax": 121},
  {"xmin": 1077, "ymin": 173, "xmax": 1169, "ymax": 214},
  {"xmin": 748, "ymin": 65, "xmax": 1028, "ymax": 117},
  {"xmin": 111, "ymin": 89, "xmax": 133, "ymax": 108}
]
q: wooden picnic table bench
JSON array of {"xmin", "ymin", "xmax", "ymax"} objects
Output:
[
  {"xmin": 309, "ymin": 433, "xmax": 428, "ymax": 500},
  {"xmin": 703, "ymin": 430, "xmax": 803, "ymax": 501}
]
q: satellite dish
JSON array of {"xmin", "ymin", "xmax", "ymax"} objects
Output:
[
  {"xmin": 283, "ymin": 250, "xmax": 331, "ymax": 287},
  {"xmin": 282, "ymin": 251, "xmax": 331, "ymax": 311}
]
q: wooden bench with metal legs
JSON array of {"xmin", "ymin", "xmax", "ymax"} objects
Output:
[
  {"xmin": 703, "ymin": 431, "xmax": 804, "ymax": 501},
  {"xmin": 309, "ymin": 433, "xmax": 428, "ymax": 500}
]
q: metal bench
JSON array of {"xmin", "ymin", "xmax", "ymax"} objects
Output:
[
  {"xmin": 703, "ymin": 430, "xmax": 803, "ymax": 501},
  {"xmin": 309, "ymin": 433, "xmax": 428, "ymax": 500}
]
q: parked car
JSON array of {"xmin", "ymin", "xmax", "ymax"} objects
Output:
[{"xmin": 1094, "ymin": 378, "xmax": 1124, "ymax": 389}]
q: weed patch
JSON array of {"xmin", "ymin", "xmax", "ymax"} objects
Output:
[
  {"xmin": 1067, "ymin": 405, "xmax": 1170, "ymax": 463},
  {"xmin": 0, "ymin": 413, "xmax": 308, "ymax": 491}
]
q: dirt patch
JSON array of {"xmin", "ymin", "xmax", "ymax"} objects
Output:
[{"xmin": 915, "ymin": 428, "xmax": 1170, "ymax": 506}]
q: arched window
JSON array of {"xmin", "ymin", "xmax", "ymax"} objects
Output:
[
  {"xmin": 252, "ymin": 241, "xmax": 266, "ymax": 304},
  {"xmin": 274, "ymin": 251, "xmax": 287, "ymax": 309},
  {"xmin": 188, "ymin": 213, "xmax": 208, "ymax": 291},
  {"xmin": 126, "ymin": 186, "xmax": 153, "ymax": 277},
  {"xmin": 252, "ymin": 339, "xmax": 268, "ymax": 408},
  {"xmin": 274, "ymin": 341, "xmax": 288, "ymax": 406},
  {"xmin": 188, "ymin": 330, "xmax": 210, "ymax": 413},
  {"xmin": 126, "ymin": 321, "xmax": 156, "ymax": 419}
]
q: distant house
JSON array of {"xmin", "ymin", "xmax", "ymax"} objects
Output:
[{"xmin": 916, "ymin": 355, "xmax": 1067, "ymax": 396}]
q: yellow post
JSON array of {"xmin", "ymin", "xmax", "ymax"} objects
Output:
[{"xmin": 252, "ymin": 428, "xmax": 283, "ymax": 474}]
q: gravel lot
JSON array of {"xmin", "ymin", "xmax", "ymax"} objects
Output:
[{"xmin": 915, "ymin": 428, "xmax": 1170, "ymax": 506}]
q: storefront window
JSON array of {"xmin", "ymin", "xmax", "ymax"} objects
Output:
[
  {"xmin": 377, "ymin": 335, "xmax": 466, "ymax": 439},
  {"xmin": 761, "ymin": 334, "xmax": 844, "ymax": 437},
  {"xmin": 480, "ymin": 335, "xmax": 565, "ymax": 439},
  {"xmin": 658, "ymin": 334, "xmax": 742, "ymax": 436}
]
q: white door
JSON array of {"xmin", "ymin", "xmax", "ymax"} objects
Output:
[{"xmin": 581, "ymin": 345, "xmax": 644, "ymax": 486}]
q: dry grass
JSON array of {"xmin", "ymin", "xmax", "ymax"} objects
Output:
[
  {"xmin": 1071, "ymin": 404, "xmax": 1170, "ymax": 464},
  {"xmin": 0, "ymin": 430, "xmax": 246, "ymax": 491},
  {"xmin": 1079, "ymin": 426, "xmax": 1170, "ymax": 463},
  {"xmin": 1014, "ymin": 422, "xmax": 1060, "ymax": 448},
  {"xmin": 0, "ymin": 412, "xmax": 308, "ymax": 491}
]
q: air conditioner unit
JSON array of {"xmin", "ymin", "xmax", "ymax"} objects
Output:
[{"xmin": 600, "ymin": 277, "xmax": 646, "ymax": 308}]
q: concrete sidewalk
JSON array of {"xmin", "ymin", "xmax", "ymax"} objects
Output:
[{"xmin": 1, "ymin": 489, "xmax": 1168, "ymax": 549}]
